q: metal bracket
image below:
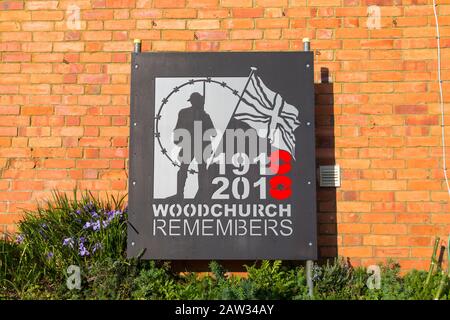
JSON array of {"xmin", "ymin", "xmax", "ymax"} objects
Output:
[
  {"xmin": 134, "ymin": 39, "xmax": 142, "ymax": 53},
  {"xmin": 306, "ymin": 260, "xmax": 314, "ymax": 298}
]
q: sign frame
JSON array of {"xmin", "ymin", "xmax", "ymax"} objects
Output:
[{"xmin": 128, "ymin": 52, "xmax": 317, "ymax": 260}]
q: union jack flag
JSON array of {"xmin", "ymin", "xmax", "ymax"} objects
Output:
[{"xmin": 234, "ymin": 72, "xmax": 301, "ymax": 157}]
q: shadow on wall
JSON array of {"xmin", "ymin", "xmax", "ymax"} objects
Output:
[
  {"xmin": 170, "ymin": 67, "xmax": 338, "ymax": 273},
  {"xmin": 315, "ymin": 67, "xmax": 338, "ymax": 264}
]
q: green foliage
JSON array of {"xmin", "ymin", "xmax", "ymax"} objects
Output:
[
  {"xmin": 364, "ymin": 260, "xmax": 404, "ymax": 300},
  {"xmin": 0, "ymin": 190, "xmax": 127, "ymax": 299},
  {"xmin": 132, "ymin": 261, "xmax": 180, "ymax": 300},
  {"xmin": 244, "ymin": 260, "xmax": 309, "ymax": 300},
  {"xmin": 312, "ymin": 258, "xmax": 368, "ymax": 300},
  {"xmin": 1, "ymin": 191, "xmax": 450, "ymax": 300}
]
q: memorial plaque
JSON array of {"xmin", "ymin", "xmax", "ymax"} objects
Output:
[{"xmin": 128, "ymin": 52, "xmax": 317, "ymax": 260}]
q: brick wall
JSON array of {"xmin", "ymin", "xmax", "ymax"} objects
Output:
[{"xmin": 1, "ymin": 0, "xmax": 450, "ymax": 270}]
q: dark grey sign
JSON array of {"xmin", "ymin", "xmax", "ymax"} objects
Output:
[{"xmin": 128, "ymin": 52, "xmax": 317, "ymax": 260}]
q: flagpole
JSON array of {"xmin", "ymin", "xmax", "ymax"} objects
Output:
[
  {"xmin": 203, "ymin": 80, "xmax": 206, "ymax": 102},
  {"xmin": 205, "ymin": 67, "xmax": 257, "ymax": 168},
  {"xmin": 230, "ymin": 67, "xmax": 257, "ymax": 119}
]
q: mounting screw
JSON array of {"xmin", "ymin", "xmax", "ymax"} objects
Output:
[
  {"xmin": 307, "ymin": 181, "xmax": 311, "ymax": 185},
  {"xmin": 132, "ymin": 181, "xmax": 136, "ymax": 186},
  {"xmin": 134, "ymin": 64, "xmax": 139, "ymax": 69},
  {"xmin": 306, "ymin": 64, "xmax": 310, "ymax": 68},
  {"xmin": 308, "ymin": 242, "xmax": 313, "ymax": 246},
  {"xmin": 306, "ymin": 122, "xmax": 311, "ymax": 126},
  {"xmin": 133, "ymin": 122, "xmax": 137, "ymax": 126},
  {"xmin": 131, "ymin": 242, "xmax": 135, "ymax": 246}
]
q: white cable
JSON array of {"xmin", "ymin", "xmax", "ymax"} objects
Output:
[{"xmin": 432, "ymin": 0, "xmax": 450, "ymax": 195}]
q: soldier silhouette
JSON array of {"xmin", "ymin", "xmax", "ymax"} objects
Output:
[{"xmin": 173, "ymin": 92, "xmax": 216, "ymax": 198}]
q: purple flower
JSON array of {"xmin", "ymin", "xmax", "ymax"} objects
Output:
[
  {"xmin": 91, "ymin": 212, "xmax": 99, "ymax": 219},
  {"xmin": 15, "ymin": 234, "xmax": 25, "ymax": 244},
  {"xmin": 63, "ymin": 237, "xmax": 74, "ymax": 248},
  {"xmin": 105, "ymin": 210, "xmax": 122, "ymax": 223},
  {"xmin": 93, "ymin": 221, "xmax": 99, "ymax": 231},
  {"xmin": 106, "ymin": 210, "xmax": 115, "ymax": 218},
  {"xmin": 78, "ymin": 237, "xmax": 90, "ymax": 256},
  {"xmin": 79, "ymin": 242, "xmax": 89, "ymax": 257},
  {"xmin": 92, "ymin": 243, "xmax": 102, "ymax": 253},
  {"xmin": 38, "ymin": 229, "xmax": 47, "ymax": 239},
  {"xmin": 83, "ymin": 202, "xmax": 94, "ymax": 212},
  {"xmin": 41, "ymin": 223, "xmax": 48, "ymax": 229},
  {"xmin": 83, "ymin": 221, "xmax": 91, "ymax": 230},
  {"xmin": 47, "ymin": 252, "xmax": 54, "ymax": 259}
]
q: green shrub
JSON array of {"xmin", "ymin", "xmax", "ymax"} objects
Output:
[
  {"xmin": 0, "ymin": 191, "xmax": 127, "ymax": 299},
  {"xmin": 312, "ymin": 258, "xmax": 369, "ymax": 300},
  {"xmin": 1, "ymin": 191, "xmax": 449, "ymax": 300},
  {"xmin": 244, "ymin": 260, "xmax": 309, "ymax": 300},
  {"xmin": 132, "ymin": 261, "xmax": 180, "ymax": 300}
]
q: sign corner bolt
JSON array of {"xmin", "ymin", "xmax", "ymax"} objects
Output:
[
  {"xmin": 302, "ymin": 37, "xmax": 311, "ymax": 52},
  {"xmin": 134, "ymin": 39, "xmax": 142, "ymax": 54}
]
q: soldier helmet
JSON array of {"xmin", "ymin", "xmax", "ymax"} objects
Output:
[{"xmin": 187, "ymin": 92, "xmax": 204, "ymax": 105}]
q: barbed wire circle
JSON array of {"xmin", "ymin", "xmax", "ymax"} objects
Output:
[{"xmin": 155, "ymin": 78, "xmax": 240, "ymax": 174}]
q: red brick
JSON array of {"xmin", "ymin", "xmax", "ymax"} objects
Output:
[
  {"xmin": 220, "ymin": 40, "xmax": 252, "ymax": 50},
  {"xmin": 53, "ymin": 127, "xmax": 84, "ymax": 137},
  {"xmin": 2, "ymin": 53, "xmax": 31, "ymax": 62},
  {"xmin": 187, "ymin": 19, "xmax": 220, "ymax": 30},
  {"xmin": 1, "ymin": 1, "xmax": 24, "ymax": 10},
  {"xmin": 233, "ymin": 8, "xmax": 264, "ymax": 18},
  {"xmin": 339, "ymin": 247, "xmax": 372, "ymax": 258},
  {"xmin": 406, "ymin": 115, "xmax": 438, "ymax": 126},
  {"xmin": 360, "ymin": 213, "xmax": 395, "ymax": 223},
  {"xmin": 195, "ymin": 30, "xmax": 227, "ymax": 40},
  {"xmin": 154, "ymin": 0, "xmax": 185, "ymax": 7},
  {"xmin": 396, "ymin": 191, "xmax": 430, "ymax": 202},
  {"xmin": 28, "ymin": 137, "xmax": 61, "ymax": 147},
  {"xmin": 373, "ymin": 224, "xmax": 407, "ymax": 235},
  {"xmin": 0, "ymin": 127, "xmax": 17, "ymax": 137},
  {"xmin": 338, "ymin": 224, "xmax": 371, "ymax": 234},
  {"xmin": 255, "ymin": 40, "xmax": 289, "ymax": 50},
  {"xmin": 394, "ymin": 105, "xmax": 428, "ymax": 114},
  {"xmin": 153, "ymin": 19, "xmax": 186, "ymax": 30},
  {"xmin": 106, "ymin": 0, "xmax": 136, "ymax": 8},
  {"xmin": 20, "ymin": 84, "xmax": 51, "ymax": 95},
  {"xmin": 77, "ymin": 160, "xmax": 110, "ymax": 169},
  {"xmin": 44, "ymin": 159, "xmax": 75, "ymax": 169},
  {"xmin": 231, "ymin": 30, "xmax": 262, "ymax": 40},
  {"xmin": 0, "ymin": 192, "xmax": 32, "ymax": 201},
  {"xmin": 13, "ymin": 181, "xmax": 45, "ymax": 191},
  {"xmin": 158, "ymin": 9, "xmax": 190, "ymax": 19},
  {"xmin": 363, "ymin": 235, "xmax": 396, "ymax": 246},
  {"xmin": 221, "ymin": 0, "xmax": 252, "ymax": 6},
  {"xmin": 197, "ymin": 9, "xmax": 229, "ymax": 19},
  {"xmin": 162, "ymin": 30, "xmax": 194, "ymax": 40},
  {"xmin": 78, "ymin": 74, "xmax": 110, "ymax": 84},
  {"xmin": 100, "ymin": 148, "xmax": 128, "ymax": 158},
  {"xmin": 256, "ymin": 19, "xmax": 288, "ymax": 29},
  {"xmin": 21, "ymin": 106, "xmax": 53, "ymax": 115},
  {"xmin": 409, "ymin": 225, "xmax": 443, "ymax": 236},
  {"xmin": 374, "ymin": 248, "xmax": 409, "ymax": 258},
  {"xmin": 25, "ymin": 1, "xmax": 58, "ymax": 10},
  {"xmin": 360, "ymin": 191, "xmax": 395, "ymax": 201}
]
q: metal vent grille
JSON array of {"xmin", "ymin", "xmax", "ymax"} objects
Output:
[{"xmin": 319, "ymin": 165, "xmax": 341, "ymax": 187}]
